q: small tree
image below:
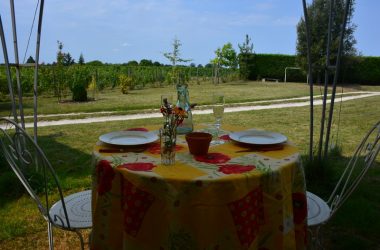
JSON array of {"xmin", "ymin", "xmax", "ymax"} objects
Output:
[
  {"xmin": 55, "ymin": 41, "xmax": 66, "ymax": 101},
  {"xmin": 211, "ymin": 42, "xmax": 237, "ymax": 84},
  {"xmin": 78, "ymin": 53, "xmax": 85, "ymax": 65},
  {"xmin": 63, "ymin": 53, "xmax": 75, "ymax": 66},
  {"xmin": 238, "ymin": 34, "xmax": 255, "ymax": 80},
  {"xmin": 163, "ymin": 37, "xmax": 191, "ymax": 66},
  {"xmin": 26, "ymin": 56, "xmax": 35, "ymax": 63},
  {"xmin": 163, "ymin": 37, "xmax": 191, "ymax": 85}
]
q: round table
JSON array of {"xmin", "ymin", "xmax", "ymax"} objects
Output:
[{"xmin": 91, "ymin": 126, "xmax": 307, "ymax": 250}]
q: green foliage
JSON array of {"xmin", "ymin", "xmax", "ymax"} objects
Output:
[
  {"xmin": 78, "ymin": 53, "xmax": 85, "ymax": 65},
  {"xmin": 118, "ymin": 74, "xmax": 134, "ymax": 94},
  {"xmin": 211, "ymin": 43, "xmax": 238, "ymax": 69},
  {"xmin": 139, "ymin": 59, "xmax": 153, "ymax": 66},
  {"xmin": 26, "ymin": 56, "xmax": 35, "ymax": 63},
  {"xmin": 70, "ymin": 67, "xmax": 90, "ymax": 101},
  {"xmin": 0, "ymin": 73, "xmax": 9, "ymax": 95},
  {"xmin": 86, "ymin": 60, "xmax": 103, "ymax": 66},
  {"xmin": 238, "ymin": 35, "xmax": 255, "ymax": 80},
  {"xmin": 72, "ymin": 83, "xmax": 87, "ymax": 101},
  {"xmin": 248, "ymin": 54, "xmax": 305, "ymax": 82},
  {"xmin": 63, "ymin": 53, "xmax": 75, "ymax": 66},
  {"xmin": 341, "ymin": 56, "xmax": 380, "ymax": 85},
  {"xmin": 296, "ymin": 0, "xmax": 357, "ymax": 78},
  {"xmin": 238, "ymin": 34, "xmax": 254, "ymax": 54},
  {"xmin": 126, "ymin": 60, "xmax": 138, "ymax": 66},
  {"xmin": 239, "ymin": 53, "xmax": 256, "ymax": 80},
  {"xmin": 163, "ymin": 37, "xmax": 191, "ymax": 66}
]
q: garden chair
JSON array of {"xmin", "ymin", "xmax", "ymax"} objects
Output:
[
  {"xmin": 0, "ymin": 117, "xmax": 92, "ymax": 250},
  {"xmin": 306, "ymin": 120, "xmax": 380, "ymax": 249}
]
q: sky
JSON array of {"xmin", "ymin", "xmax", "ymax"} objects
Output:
[{"xmin": 0, "ymin": 0, "xmax": 379, "ymax": 66}]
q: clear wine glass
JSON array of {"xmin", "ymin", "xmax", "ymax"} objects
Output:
[{"xmin": 211, "ymin": 93, "xmax": 225, "ymax": 145}]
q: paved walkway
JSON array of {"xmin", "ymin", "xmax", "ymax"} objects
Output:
[{"xmin": 3, "ymin": 91, "xmax": 380, "ymax": 128}]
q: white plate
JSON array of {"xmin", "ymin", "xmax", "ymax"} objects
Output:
[
  {"xmin": 229, "ymin": 129, "xmax": 287, "ymax": 145},
  {"xmin": 99, "ymin": 131, "xmax": 158, "ymax": 146}
]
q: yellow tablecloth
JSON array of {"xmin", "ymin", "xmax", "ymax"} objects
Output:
[{"xmin": 91, "ymin": 126, "xmax": 307, "ymax": 250}]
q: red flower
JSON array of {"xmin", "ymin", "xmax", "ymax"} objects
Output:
[
  {"xmin": 96, "ymin": 160, "xmax": 115, "ymax": 195},
  {"xmin": 219, "ymin": 134, "xmax": 231, "ymax": 141},
  {"xmin": 194, "ymin": 153, "xmax": 231, "ymax": 164},
  {"xmin": 292, "ymin": 192, "xmax": 307, "ymax": 224},
  {"xmin": 218, "ymin": 164, "xmax": 255, "ymax": 174},
  {"xmin": 147, "ymin": 142, "xmax": 183, "ymax": 154},
  {"xmin": 126, "ymin": 127, "xmax": 149, "ymax": 132},
  {"xmin": 120, "ymin": 162, "xmax": 156, "ymax": 171}
]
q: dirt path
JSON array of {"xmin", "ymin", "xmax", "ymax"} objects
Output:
[{"xmin": 3, "ymin": 91, "xmax": 380, "ymax": 128}]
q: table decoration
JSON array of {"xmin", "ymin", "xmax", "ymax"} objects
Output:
[
  {"xmin": 176, "ymin": 83, "xmax": 193, "ymax": 134},
  {"xmin": 185, "ymin": 132, "xmax": 212, "ymax": 155},
  {"xmin": 160, "ymin": 96, "xmax": 187, "ymax": 165},
  {"xmin": 211, "ymin": 92, "xmax": 225, "ymax": 145}
]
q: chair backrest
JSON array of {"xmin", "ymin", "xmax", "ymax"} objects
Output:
[
  {"xmin": 328, "ymin": 120, "xmax": 380, "ymax": 217},
  {"xmin": 0, "ymin": 117, "xmax": 72, "ymax": 228}
]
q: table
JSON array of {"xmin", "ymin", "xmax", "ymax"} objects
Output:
[{"xmin": 91, "ymin": 126, "xmax": 307, "ymax": 250}]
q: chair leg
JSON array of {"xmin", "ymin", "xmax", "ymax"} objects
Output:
[
  {"xmin": 74, "ymin": 230, "xmax": 85, "ymax": 250},
  {"xmin": 47, "ymin": 222, "xmax": 54, "ymax": 250}
]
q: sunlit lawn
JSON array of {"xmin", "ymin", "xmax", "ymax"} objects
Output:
[
  {"xmin": 0, "ymin": 80, "xmax": 376, "ymax": 117},
  {"xmin": 0, "ymin": 82, "xmax": 379, "ymax": 249}
]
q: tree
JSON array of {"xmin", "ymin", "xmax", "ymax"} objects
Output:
[
  {"xmin": 56, "ymin": 41, "xmax": 64, "ymax": 66},
  {"xmin": 211, "ymin": 42, "xmax": 237, "ymax": 83},
  {"xmin": 296, "ymin": 0, "xmax": 357, "ymax": 82},
  {"xmin": 238, "ymin": 34, "xmax": 255, "ymax": 80},
  {"xmin": 139, "ymin": 59, "xmax": 153, "ymax": 66},
  {"xmin": 63, "ymin": 53, "xmax": 75, "ymax": 66},
  {"xmin": 238, "ymin": 34, "xmax": 254, "ymax": 54},
  {"xmin": 163, "ymin": 37, "xmax": 191, "ymax": 66},
  {"xmin": 87, "ymin": 60, "xmax": 103, "ymax": 66},
  {"xmin": 26, "ymin": 56, "xmax": 35, "ymax": 63},
  {"xmin": 163, "ymin": 37, "xmax": 192, "ymax": 85},
  {"xmin": 126, "ymin": 60, "xmax": 138, "ymax": 66},
  {"xmin": 78, "ymin": 53, "xmax": 85, "ymax": 65}
]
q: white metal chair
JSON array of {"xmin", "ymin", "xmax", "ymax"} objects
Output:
[
  {"xmin": 0, "ymin": 118, "xmax": 92, "ymax": 250},
  {"xmin": 306, "ymin": 120, "xmax": 380, "ymax": 248}
]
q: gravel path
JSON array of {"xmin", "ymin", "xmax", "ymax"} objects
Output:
[{"xmin": 2, "ymin": 91, "xmax": 380, "ymax": 128}]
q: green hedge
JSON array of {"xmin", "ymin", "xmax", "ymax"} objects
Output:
[
  {"xmin": 254, "ymin": 54, "xmax": 305, "ymax": 82},
  {"xmin": 341, "ymin": 56, "xmax": 380, "ymax": 85},
  {"xmin": 243, "ymin": 53, "xmax": 380, "ymax": 85}
]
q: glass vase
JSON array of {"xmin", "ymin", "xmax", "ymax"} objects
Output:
[
  {"xmin": 160, "ymin": 127, "xmax": 176, "ymax": 165},
  {"xmin": 176, "ymin": 83, "xmax": 193, "ymax": 134}
]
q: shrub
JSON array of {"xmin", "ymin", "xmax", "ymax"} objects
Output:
[
  {"xmin": 72, "ymin": 83, "xmax": 87, "ymax": 101},
  {"xmin": 119, "ymin": 74, "xmax": 133, "ymax": 94},
  {"xmin": 70, "ymin": 67, "xmax": 91, "ymax": 102}
]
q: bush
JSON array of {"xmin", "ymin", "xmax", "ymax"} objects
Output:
[
  {"xmin": 119, "ymin": 74, "xmax": 133, "ymax": 94},
  {"xmin": 72, "ymin": 83, "xmax": 87, "ymax": 101},
  {"xmin": 70, "ymin": 67, "xmax": 91, "ymax": 102}
]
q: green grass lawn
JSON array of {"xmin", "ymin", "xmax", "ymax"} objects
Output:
[
  {"xmin": 0, "ymin": 82, "xmax": 379, "ymax": 249},
  {"xmin": 0, "ymin": 80, "xmax": 375, "ymax": 117}
]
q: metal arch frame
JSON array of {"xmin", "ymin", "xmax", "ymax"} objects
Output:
[
  {"xmin": 0, "ymin": 117, "xmax": 88, "ymax": 250},
  {"xmin": 0, "ymin": 0, "xmax": 45, "ymax": 142},
  {"xmin": 302, "ymin": 0, "xmax": 353, "ymax": 163}
]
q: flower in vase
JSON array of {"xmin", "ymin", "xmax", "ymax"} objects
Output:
[
  {"xmin": 160, "ymin": 98, "xmax": 188, "ymax": 155},
  {"xmin": 160, "ymin": 98, "xmax": 188, "ymax": 130}
]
